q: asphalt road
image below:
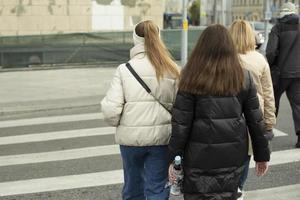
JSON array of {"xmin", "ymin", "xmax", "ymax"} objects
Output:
[{"xmin": 0, "ymin": 95, "xmax": 299, "ymax": 200}]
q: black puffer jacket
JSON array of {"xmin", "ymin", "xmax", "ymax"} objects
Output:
[
  {"xmin": 168, "ymin": 71, "xmax": 270, "ymax": 200},
  {"xmin": 266, "ymin": 14, "xmax": 300, "ymax": 78}
]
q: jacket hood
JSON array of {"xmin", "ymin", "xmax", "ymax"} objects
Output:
[
  {"xmin": 130, "ymin": 43, "xmax": 145, "ymax": 59},
  {"xmin": 279, "ymin": 14, "xmax": 299, "ymax": 24},
  {"xmin": 133, "ymin": 25, "xmax": 145, "ymax": 46}
]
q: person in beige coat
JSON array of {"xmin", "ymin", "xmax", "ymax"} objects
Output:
[
  {"xmin": 229, "ymin": 20, "xmax": 276, "ymax": 200},
  {"xmin": 101, "ymin": 20, "xmax": 179, "ymax": 200}
]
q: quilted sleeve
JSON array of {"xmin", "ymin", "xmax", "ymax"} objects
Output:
[
  {"xmin": 261, "ymin": 62, "xmax": 276, "ymax": 130},
  {"xmin": 168, "ymin": 91, "xmax": 195, "ymax": 163},
  {"xmin": 101, "ymin": 66, "xmax": 125, "ymax": 126},
  {"xmin": 243, "ymin": 73, "xmax": 270, "ymax": 162},
  {"xmin": 266, "ymin": 25, "xmax": 280, "ymax": 68}
]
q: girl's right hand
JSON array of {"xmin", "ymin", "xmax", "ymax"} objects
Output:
[{"xmin": 255, "ymin": 162, "xmax": 269, "ymax": 176}]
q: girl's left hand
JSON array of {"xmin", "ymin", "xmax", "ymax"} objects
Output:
[{"xmin": 168, "ymin": 164, "xmax": 176, "ymax": 184}]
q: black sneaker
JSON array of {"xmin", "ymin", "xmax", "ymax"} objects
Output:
[{"xmin": 237, "ymin": 188, "xmax": 243, "ymax": 199}]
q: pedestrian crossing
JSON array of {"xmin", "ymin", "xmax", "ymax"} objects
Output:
[
  {"xmin": 0, "ymin": 112, "xmax": 299, "ymax": 199},
  {"xmin": 0, "ymin": 113, "xmax": 104, "ymax": 128},
  {"xmin": 0, "ymin": 170, "xmax": 124, "ymax": 197},
  {"xmin": 0, "ymin": 127, "xmax": 115, "ymax": 145},
  {"xmin": 0, "ymin": 145, "xmax": 120, "ymax": 167}
]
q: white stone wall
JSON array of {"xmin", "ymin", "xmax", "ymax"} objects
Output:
[
  {"xmin": 92, "ymin": 1, "xmax": 124, "ymax": 31},
  {"xmin": 91, "ymin": 0, "xmax": 165, "ymax": 31},
  {"xmin": 0, "ymin": 0, "xmax": 92, "ymax": 36},
  {"xmin": 0, "ymin": 0, "xmax": 165, "ymax": 36},
  {"xmin": 124, "ymin": 0, "xmax": 165, "ymax": 30}
]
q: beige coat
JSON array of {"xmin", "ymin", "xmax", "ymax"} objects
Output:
[
  {"xmin": 239, "ymin": 51, "xmax": 276, "ymax": 155},
  {"xmin": 239, "ymin": 51, "xmax": 276, "ymax": 130},
  {"xmin": 101, "ymin": 44, "xmax": 178, "ymax": 146}
]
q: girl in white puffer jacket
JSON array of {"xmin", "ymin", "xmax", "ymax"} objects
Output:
[{"xmin": 101, "ymin": 20, "xmax": 179, "ymax": 200}]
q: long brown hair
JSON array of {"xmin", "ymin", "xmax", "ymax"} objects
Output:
[
  {"xmin": 179, "ymin": 24, "xmax": 244, "ymax": 95},
  {"xmin": 135, "ymin": 20, "xmax": 180, "ymax": 80},
  {"xmin": 229, "ymin": 20, "xmax": 256, "ymax": 54}
]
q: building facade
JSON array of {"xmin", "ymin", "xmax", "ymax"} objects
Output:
[
  {"xmin": 93, "ymin": 0, "xmax": 164, "ymax": 31},
  {"xmin": 165, "ymin": 0, "xmax": 182, "ymax": 13},
  {"xmin": 232, "ymin": 0, "xmax": 264, "ymax": 21},
  {"xmin": 0, "ymin": 0, "xmax": 92, "ymax": 36},
  {"xmin": 232, "ymin": 0, "xmax": 299, "ymax": 21},
  {"xmin": 0, "ymin": 0, "xmax": 164, "ymax": 36},
  {"xmin": 201, "ymin": 0, "xmax": 233, "ymax": 25}
]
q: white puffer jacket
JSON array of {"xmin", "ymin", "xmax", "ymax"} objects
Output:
[{"xmin": 101, "ymin": 44, "xmax": 178, "ymax": 146}]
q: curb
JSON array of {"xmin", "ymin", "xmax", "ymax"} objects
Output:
[
  {"xmin": 0, "ymin": 62, "xmax": 121, "ymax": 73},
  {"xmin": 0, "ymin": 96, "xmax": 104, "ymax": 116}
]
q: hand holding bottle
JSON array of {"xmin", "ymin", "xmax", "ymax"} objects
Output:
[
  {"xmin": 168, "ymin": 156, "xmax": 183, "ymax": 195},
  {"xmin": 168, "ymin": 163, "xmax": 177, "ymax": 184}
]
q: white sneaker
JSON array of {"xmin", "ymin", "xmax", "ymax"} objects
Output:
[{"xmin": 237, "ymin": 188, "xmax": 244, "ymax": 200}]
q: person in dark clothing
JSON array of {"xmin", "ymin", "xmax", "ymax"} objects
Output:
[
  {"xmin": 266, "ymin": 2, "xmax": 300, "ymax": 148},
  {"xmin": 168, "ymin": 24, "xmax": 270, "ymax": 200}
]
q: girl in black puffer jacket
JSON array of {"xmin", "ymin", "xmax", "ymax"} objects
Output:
[{"xmin": 168, "ymin": 25, "xmax": 270, "ymax": 200}]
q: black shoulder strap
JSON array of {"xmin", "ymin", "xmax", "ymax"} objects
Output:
[
  {"xmin": 125, "ymin": 63, "xmax": 151, "ymax": 93},
  {"xmin": 125, "ymin": 63, "xmax": 172, "ymax": 114}
]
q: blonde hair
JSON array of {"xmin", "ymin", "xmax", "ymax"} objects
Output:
[
  {"xmin": 135, "ymin": 20, "xmax": 180, "ymax": 81},
  {"xmin": 229, "ymin": 20, "xmax": 256, "ymax": 54}
]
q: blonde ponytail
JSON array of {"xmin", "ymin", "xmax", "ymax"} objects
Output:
[{"xmin": 136, "ymin": 20, "xmax": 180, "ymax": 81}]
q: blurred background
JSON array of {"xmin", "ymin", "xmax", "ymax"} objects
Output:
[
  {"xmin": 0, "ymin": 0, "xmax": 299, "ymax": 68},
  {"xmin": 0, "ymin": 2, "xmax": 300, "ymax": 199}
]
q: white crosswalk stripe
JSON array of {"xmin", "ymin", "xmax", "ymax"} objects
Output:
[
  {"xmin": 0, "ymin": 127, "xmax": 286, "ymax": 146},
  {"xmin": 0, "ymin": 127, "xmax": 115, "ymax": 145},
  {"xmin": 0, "ymin": 149, "xmax": 299, "ymax": 196},
  {"xmin": 245, "ymin": 183, "xmax": 300, "ymax": 199},
  {"xmin": 0, "ymin": 144, "xmax": 299, "ymax": 168},
  {"xmin": 273, "ymin": 128, "xmax": 288, "ymax": 137},
  {"xmin": 0, "ymin": 113, "xmax": 298, "ymax": 199},
  {"xmin": 0, "ymin": 113, "xmax": 104, "ymax": 128},
  {"xmin": 0, "ymin": 145, "xmax": 120, "ymax": 167},
  {"xmin": 249, "ymin": 149, "xmax": 300, "ymax": 167},
  {"xmin": 0, "ymin": 170, "xmax": 124, "ymax": 197}
]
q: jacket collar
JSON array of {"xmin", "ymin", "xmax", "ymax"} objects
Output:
[
  {"xmin": 130, "ymin": 43, "xmax": 146, "ymax": 59},
  {"xmin": 279, "ymin": 14, "xmax": 299, "ymax": 24}
]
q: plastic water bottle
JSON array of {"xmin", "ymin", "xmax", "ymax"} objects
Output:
[{"xmin": 170, "ymin": 156, "xmax": 183, "ymax": 196}]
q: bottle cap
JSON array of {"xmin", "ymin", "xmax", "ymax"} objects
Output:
[{"xmin": 174, "ymin": 156, "xmax": 181, "ymax": 165}]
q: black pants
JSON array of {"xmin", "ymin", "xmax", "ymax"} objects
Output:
[{"xmin": 274, "ymin": 78, "xmax": 300, "ymax": 136}]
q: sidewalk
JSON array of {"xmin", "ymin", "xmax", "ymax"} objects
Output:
[{"xmin": 0, "ymin": 67, "xmax": 117, "ymax": 116}]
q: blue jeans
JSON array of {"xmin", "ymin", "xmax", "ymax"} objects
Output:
[
  {"xmin": 120, "ymin": 145, "xmax": 170, "ymax": 200},
  {"xmin": 238, "ymin": 156, "xmax": 251, "ymax": 190}
]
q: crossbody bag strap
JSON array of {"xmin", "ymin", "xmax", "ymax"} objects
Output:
[{"xmin": 125, "ymin": 63, "xmax": 172, "ymax": 114}]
